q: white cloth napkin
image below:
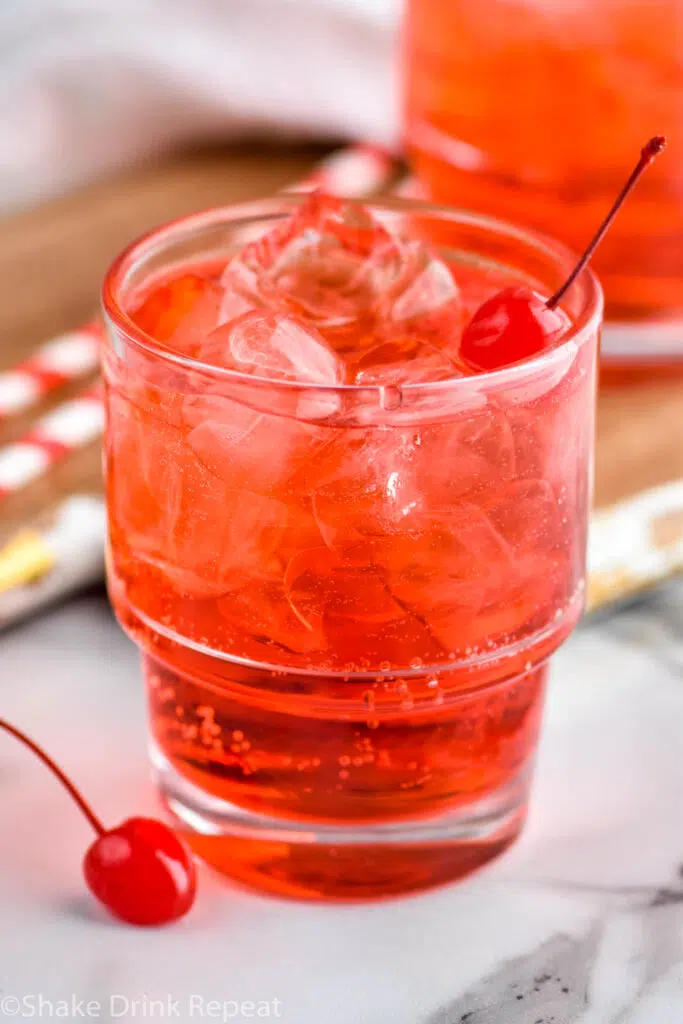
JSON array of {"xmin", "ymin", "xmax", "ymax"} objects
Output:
[{"xmin": 0, "ymin": 0, "xmax": 401, "ymax": 210}]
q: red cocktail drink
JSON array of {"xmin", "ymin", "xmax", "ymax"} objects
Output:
[
  {"xmin": 102, "ymin": 195, "xmax": 600, "ymax": 899},
  {"xmin": 404, "ymin": 0, "xmax": 678, "ymax": 372}
]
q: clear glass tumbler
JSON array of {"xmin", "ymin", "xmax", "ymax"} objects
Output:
[{"xmin": 102, "ymin": 197, "xmax": 601, "ymax": 900}]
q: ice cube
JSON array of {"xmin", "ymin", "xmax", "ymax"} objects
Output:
[
  {"xmin": 197, "ymin": 311, "xmax": 344, "ymax": 385},
  {"xmin": 353, "ymin": 336, "xmax": 462, "ymax": 385},
  {"xmin": 219, "ymin": 193, "xmax": 394, "ymax": 345},
  {"xmin": 482, "ymin": 479, "xmax": 562, "ymax": 556},
  {"xmin": 379, "ymin": 241, "xmax": 463, "ymax": 349},
  {"xmin": 130, "ymin": 273, "xmax": 222, "ymax": 357},
  {"xmin": 218, "ymin": 192, "xmax": 464, "ymax": 364},
  {"xmin": 217, "ymin": 580, "xmax": 327, "ymax": 656},
  {"xmin": 417, "ymin": 403, "xmax": 517, "ymax": 505},
  {"xmin": 108, "ymin": 390, "xmax": 298, "ymax": 598},
  {"xmin": 186, "ymin": 410, "xmax": 328, "ymax": 496},
  {"xmin": 107, "ymin": 392, "xmax": 179, "ymax": 559},
  {"xmin": 481, "ymin": 478, "xmax": 571, "ymax": 618},
  {"xmin": 302, "ymin": 408, "xmax": 561, "ymax": 657},
  {"xmin": 309, "ymin": 429, "xmax": 519, "ymax": 655},
  {"xmin": 148, "ymin": 487, "xmax": 289, "ymax": 599},
  {"xmin": 283, "ymin": 547, "xmax": 406, "ymax": 636},
  {"xmin": 376, "ymin": 499, "xmax": 545, "ymax": 656},
  {"xmin": 310, "ymin": 427, "xmax": 424, "ymax": 563},
  {"xmin": 182, "ymin": 346, "xmax": 339, "ymax": 497},
  {"xmin": 382, "ymin": 502, "xmax": 514, "ymax": 614},
  {"xmin": 414, "ymin": 481, "xmax": 570, "ymax": 653},
  {"xmin": 279, "ymin": 544, "xmax": 445, "ymax": 667}
]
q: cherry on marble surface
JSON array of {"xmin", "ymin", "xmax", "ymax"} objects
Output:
[{"xmin": 0, "ymin": 718, "xmax": 197, "ymax": 926}]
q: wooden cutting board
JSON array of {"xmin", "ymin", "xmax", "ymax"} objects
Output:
[{"xmin": 1, "ymin": 143, "xmax": 682, "ymax": 539}]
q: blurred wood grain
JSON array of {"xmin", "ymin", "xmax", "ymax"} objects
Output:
[
  {"xmin": 595, "ymin": 378, "xmax": 683, "ymax": 508},
  {"xmin": 0, "ymin": 142, "xmax": 681, "ymax": 540}
]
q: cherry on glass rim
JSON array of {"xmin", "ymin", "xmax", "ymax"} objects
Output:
[
  {"xmin": 460, "ymin": 135, "xmax": 667, "ymax": 372},
  {"xmin": 0, "ymin": 718, "xmax": 197, "ymax": 926}
]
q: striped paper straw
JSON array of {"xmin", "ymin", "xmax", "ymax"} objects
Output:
[
  {"xmin": 392, "ymin": 175, "xmax": 429, "ymax": 199},
  {"xmin": 0, "ymin": 388, "xmax": 104, "ymax": 500},
  {"xmin": 289, "ymin": 143, "xmax": 397, "ymax": 197},
  {"xmin": 0, "ymin": 321, "xmax": 101, "ymax": 422}
]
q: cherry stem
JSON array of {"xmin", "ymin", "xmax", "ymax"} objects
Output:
[
  {"xmin": 546, "ymin": 135, "xmax": 666, "ymax": 310},
  {"xmin": 0, "ymin": 718, "xmax": 106, "ymax": 836}
]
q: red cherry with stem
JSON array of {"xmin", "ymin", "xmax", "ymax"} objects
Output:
[
  {"xmin": 84, "ymin": 817, "xmax": 196, "ymax": 927},
  {"xmin": 460, "ymin": 135, "xmax": 667, "ymax": 371},
  {"xmin": 459, "ymin": 286, "xmax": 571, "ymax": 371},
  {"xmin": 0, "ymin": 718, "xmax": 197, "ymax": 926}
]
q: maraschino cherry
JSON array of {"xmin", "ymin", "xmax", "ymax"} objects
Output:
[
  {"xmin": 0, "ymin": 718, "xmax": 197, "ymax": 926},
  {"xmin": 460, "ymin": 136, "xmax": 667, "ymax": 371}
]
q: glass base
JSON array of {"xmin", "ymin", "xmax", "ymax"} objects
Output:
[{"xmin": 152, "ymin": 744, "xmax": 531, "ymax": 901}]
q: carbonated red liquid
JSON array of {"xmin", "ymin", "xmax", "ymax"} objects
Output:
[
  {"xmin": 403, "ymin": 0, "xmax": 683, "ymax": 370},
  {"xmin": 103, "ymin": 195, "xmax": 596, "ymax": 897}
]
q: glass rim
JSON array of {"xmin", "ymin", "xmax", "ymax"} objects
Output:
[{"xmin": 101, "ymin": 193, "xmax": 604, "ymax": 395}]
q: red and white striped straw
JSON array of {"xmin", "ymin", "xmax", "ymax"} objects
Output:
[
  {"xmin": 392, "ymin": 174, "xmax": 428, "ymax": 200},
  {"xmin": 0, "ymin": 321, "xmax": 101, "ymax": 423},
  {"xmin": 289, "ymin": 143, "xmax": 397, "ymax": 197},
  {"xmin": 0, "ymin": 144, "xmax": 399, "ymax": 503},
  {"xmin": 0, "ymin": 388, "xmax": 104, "ymax": 500}
]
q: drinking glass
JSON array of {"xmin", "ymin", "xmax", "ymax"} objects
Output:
[
  {"xmin": 404, "ymin": 0, "xmax": 677, "ymax": 372},
  {"xmin": 102, "ymin": 196, "xmax": 601, "ymax": 899}
]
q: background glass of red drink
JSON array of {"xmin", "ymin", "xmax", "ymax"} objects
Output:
[
  {"xmin": 403, "ymin": 0, "xmax": 680, "ymax": 373},
  {"xmin": 101, "ymin": 196, "xmax": 601, "ymax": 900}
]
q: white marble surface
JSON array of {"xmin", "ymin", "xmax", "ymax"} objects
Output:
[{"xmin": 0, "ymin": 582, "xmax": 682, "ymax": 1024}]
